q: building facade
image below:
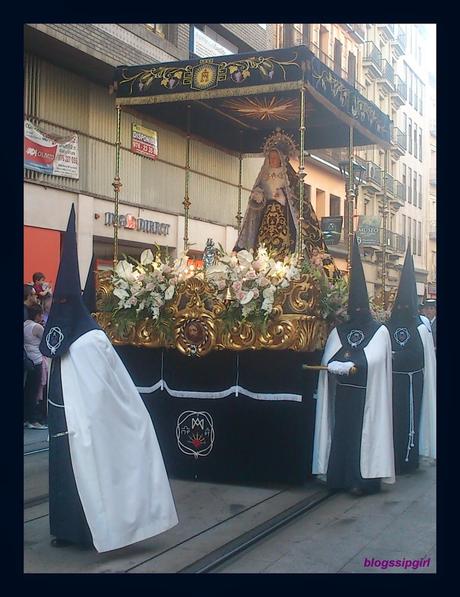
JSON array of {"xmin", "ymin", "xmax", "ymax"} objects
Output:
[
  {"xmin": 24, "ymin": 23, "xmax": 435, "ymax": 300},
  {"xmin": 272, "ymin": 23, "xmax": 434, "ymax": 301},
  {"xmin": 24, "ymin": 24, "xmax": 270, "ymax": 285}
]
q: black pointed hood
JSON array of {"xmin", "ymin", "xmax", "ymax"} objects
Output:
[
  {"xmin": 82, "ymin": 255, "xmax": 97, "ymax": 314},
  {"xmin": 40, "ymin": 205, "xmax": 100, "ymax": 358},
  {"xmin": 348, "ymin": 236, "xmax": 371, "ymax": 322},
  {"xmin": 389, "ymin": 244, "xmax": 419, "ymax": 324}
]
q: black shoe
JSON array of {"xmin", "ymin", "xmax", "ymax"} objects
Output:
[{"xmin": 50, "ymin": 538, "xmax": 73, "ymax": 548}]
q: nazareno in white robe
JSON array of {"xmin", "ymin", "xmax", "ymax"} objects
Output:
[
  {"xmin": 417, "ymin": 323, "xmax": 436, "ymax": 460},
  {"xmin": 312, "ymin": 325, "xmax": 396, "ymax": 484},
  {"xmin": 59, "ymin": 329, "xmax": 178, "ymax": 552}
]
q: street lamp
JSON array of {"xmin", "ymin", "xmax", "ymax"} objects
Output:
[{"xmin": 339, "ymin": 159, "xmax": 366, "ymax": 273}]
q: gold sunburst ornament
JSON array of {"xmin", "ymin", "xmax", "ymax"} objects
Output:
[{"xmin": 222, "ymin": 96, "xmax": 299, "ymax": 122}]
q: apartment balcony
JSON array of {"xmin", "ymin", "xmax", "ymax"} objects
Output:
[
  {"xmin": 362, "ymin": 229, "xmax": 406, "ymax": 260},
  {"xmin": 391, "ymin": 26, "xmax": 406, "ymax": 57},
  {"xmin": 306, "ymin": 41, "xmax": 367, "ymax": 97},
  {"xmin": 429, "ymin": 222, "xmax": 436, "ymax": 240},
  {"xmin": 344, "ymin": 24, "xmax": 366, "ymax": 43},
  {"xmin": 391, "ymin": 75, "xmax": 407, "ymax": 108},
  {"xmin": 383, "ymin": 172, "xmax": 395, "ymax": 198},
  {"xmin": 390, "ymin": 127, "xmax": 407, "ymax": 157},
  {"xmin": 377, "ymin": 58, "xmax": 395, "ymax": 92},
  {"xmin": 430, "ymin": 168, "xmax": 436, "ymax": 185},
  {"xmin": 363, "ymin": 161, "xmax": 382, "ymax": 191},
  {"xmin": 373, "ymin": 230, "xmax": 406, "ymax": 259},
  {"xmin": 430, "ymin": 119, "xmax": 436, "ymax": 137},
  {"xmin": 377, "ymin": 23, "xmax": 395, "ymax": 40},
  {"xmin": 391, "ymin": 180, "xmax": 406, "ymax": 208},
  {"xmin": 363, "ymin": 41, "xmax": 382, "ymax": 78}
]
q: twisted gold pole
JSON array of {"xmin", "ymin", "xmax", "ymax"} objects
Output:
[
  {"xmin": 236, "ymin": 132, "xmax": 243, "ymax": 233},
  {"xmin": 347, "ymin": 126, "xmax": 355, "ymax": 275},
  {"xmin": 112, "ymin": 104, "xmax": 122, "ymax": 267},
  {"xmin": 183, "ymin": 104, "xmax": 191, "ymax": 252},
  {"xmin": 297, "ymin": 86, "xmax": 306, "ymax": 261}
]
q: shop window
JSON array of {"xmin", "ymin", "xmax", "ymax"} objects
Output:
[{"xmin": 329, "ymin": 194, "xmax": 341, "ymax": 216}]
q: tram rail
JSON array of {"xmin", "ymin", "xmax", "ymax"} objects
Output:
[{"xmin": 24, "ymin": 470, "xmax": 334, "ymax": 573}]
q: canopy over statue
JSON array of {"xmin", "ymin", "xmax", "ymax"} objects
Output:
[{"xmin": 114, "ymin": 45, "xmax": 391, "ymax": 153}]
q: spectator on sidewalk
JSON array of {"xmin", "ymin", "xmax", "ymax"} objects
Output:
[
  {"xmin": 24, "ymin": 284, "xmax": 38, "ymax": 321},
  {"xmin": 33, "ymin": 272, "xmax": 53, "ymax": 305},
  {"xmin": 24, "ymin": 304, "xmax": 48, "ymax": 430},
  {"xmin": 422, "ymin": 300, "xmax": 436, "ymax": 349}
]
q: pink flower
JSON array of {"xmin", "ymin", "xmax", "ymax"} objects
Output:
[
  {"xmin": 232, "ymin": 281, "xmax": 243, "ymax": 292},
  {"xmin": 235, "ymin": 290, "xmax": 246, "ymax": 301}
]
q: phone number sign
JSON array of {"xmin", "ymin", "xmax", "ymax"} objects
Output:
[{"xmin": 131, "ymin": 123, "xmax": 158, "ymax": 160}]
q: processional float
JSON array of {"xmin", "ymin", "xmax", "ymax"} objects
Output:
[{"xmin": 92, "ymin": 46, "xmax": 391, "ymax": 484}]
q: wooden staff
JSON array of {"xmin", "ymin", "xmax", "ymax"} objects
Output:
[{"xmin": 302, "ymin": 365, "xmax": 357, "ymax": 375}]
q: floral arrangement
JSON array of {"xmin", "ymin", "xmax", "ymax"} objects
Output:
[
  {"xmin": 108, "ymin": 245, "xmax": 349, "ymax": 335},
  {"xmin": 205, "ymin": 247, "xmax": 301, "ymax": 324}
]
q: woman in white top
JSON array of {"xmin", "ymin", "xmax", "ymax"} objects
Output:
[{"xmin": 24, "ymin": 304, "xmax": 47, "ymax": 429}]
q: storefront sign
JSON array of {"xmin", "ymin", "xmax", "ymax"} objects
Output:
[
  {"xmin": 356, "ymin": 215, "xmax": 381, "ymax": 246},
  {"xmin": 131, "ymin": 124, "xmax": 158, "ymax": 160},
  {"xmin": 427, "ymin": 283, "xmax": 437, "ymax": 297},
  {"xmin": 24, "ymin": 120, "xmax": 79, "ymax": 179},
  {"xmin": 104, "ymin": 212, "xmax": 171, "ymax": 236},
  {"xmin": 321, "ymin": 216, "xmax": 343, "ymax": 246}
]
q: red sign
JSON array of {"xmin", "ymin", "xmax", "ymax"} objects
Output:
[{"xmin": 24, "ymin": 137, "xmax": 57, "ymax": 166}]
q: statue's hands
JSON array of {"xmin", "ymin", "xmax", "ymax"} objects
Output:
[{"xmin": 250, "ymin": 187, "xmax": 264, "ymax": 204}]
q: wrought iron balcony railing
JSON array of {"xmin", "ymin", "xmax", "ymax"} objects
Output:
[
  {"xmin": 363, "ymin": 41, "xmax": 382, "ymax": 73},
  {"xmin": 383, "ymin": 173, "xmax": 395, "ymax": 197},
  {"xmin": 365, "ymin": 161, "xmax": 382, "ymax": 187},
  {"xmin": 379, "ymin": 59, "xmax": 395, "ymax": 86},
  {"xmin": 392, "ymin": 127, "xmax": 407, "ymax": 151},
  {"xmin": 396, "ymin": 26, "xmax": 407, "ymax": 51},
  {"xmin": 394, "ymin": 75, "xmax": 407, "ymax": 100},
  {"xmin": 306, "ymin": 41, "xmax": 366, "ymax": 96},
  {"xmin": 394, "ymin": 180, "xmax": 406, "ymax": 202}
]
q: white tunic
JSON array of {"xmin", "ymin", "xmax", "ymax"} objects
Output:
[
  {"xmin": 418, "ymin": 323, "xmax": 436, "ymax": 459},
  {"xmin": 60, "ymin": 329, "xmax": 178, "ymax": 552},
  {"xmin": 312, "ymin": 325, "xmax": 395, "ymax": 484}
]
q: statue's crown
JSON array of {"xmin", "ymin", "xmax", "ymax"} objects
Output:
[{"xmin": 261, "ymin": 128, "xmax": 298, "ymax": 158}]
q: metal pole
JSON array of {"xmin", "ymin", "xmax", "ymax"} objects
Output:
[
  {"xmin": 236, "ymin": 131, "xmax": 243, "ymax": 233},
  {"xmin": 381, "ymin": 150, "xmax": 388, "ymax": 306},
  {"xmin": 112, "ymin": 104, "xmax": 122, "ymax": 267},
  {"xmin": 347, "ymin": 126, "xmax": 355, "ymax": 274},
  {"xmin": 297, "ymin": 86, "xmax": 306, "ymax": 260},
  {"xmin": 183, "ymin": 105, "xmax": 191, "ymax": 252}
]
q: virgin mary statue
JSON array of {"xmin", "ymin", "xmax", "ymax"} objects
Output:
[{"xmin": 234, "ymin": 130, "xmax": 330, "ymax": 263}]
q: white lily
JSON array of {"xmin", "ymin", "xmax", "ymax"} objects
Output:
[{"xmin": 140, "ymin": 249, "xmax": 154, "ymax": 265}]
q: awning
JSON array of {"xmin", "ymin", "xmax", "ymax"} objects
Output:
[{"xmin": 114, "ymin": 45, "xmax": 391, "ymax": 154}]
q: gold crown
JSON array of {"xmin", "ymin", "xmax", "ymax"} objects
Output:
[{"xmin": 261, "ymin": 128, "xmax": 298, "ymax": 158}]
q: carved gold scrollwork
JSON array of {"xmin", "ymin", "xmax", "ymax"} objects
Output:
[{"xmin": 95, "ymin": 274, "xmax": 330, "ymax": 355}]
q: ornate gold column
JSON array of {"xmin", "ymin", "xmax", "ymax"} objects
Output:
[
  {"xmin": 346, "ymin": 126, "xmax": 355, "ymax": 274},
  {"xmin": 112, "ymin": 104, "xmax": 122, "ymax": 266},
  {"xmin": 297, "ymin": 86, "xmax": 306, "ymax": 260},
  {"xmin": 381, "ymin": 149, "xmax": 389, "ymax": 305},
  {"xmin": 183, "ymin": 104, "xmax": 192, "ymax": 252},
  {"xmin": 236, "ymin": 131, "xmax": 243, "ymax": 233}
]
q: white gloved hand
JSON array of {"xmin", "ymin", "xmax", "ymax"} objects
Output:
[{"xmin": 327, "ymin": 361, "xmax": 355, "ymax": 375}]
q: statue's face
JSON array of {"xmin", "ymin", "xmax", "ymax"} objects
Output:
[{"xmin": 268, "ymin": 150, "xmax": 281, "ymax": 168}]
